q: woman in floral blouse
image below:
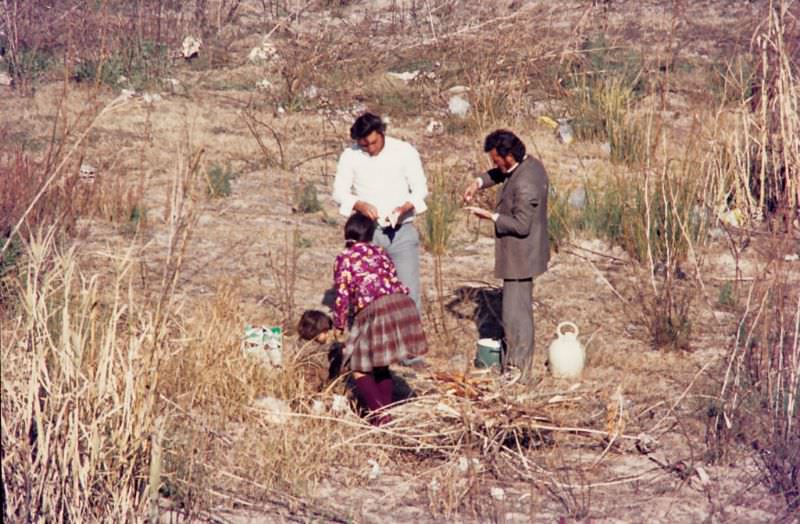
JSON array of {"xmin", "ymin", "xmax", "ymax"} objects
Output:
[{"xmin": 332, "ymin": 212, "xmax": 427, "ymax": 424}]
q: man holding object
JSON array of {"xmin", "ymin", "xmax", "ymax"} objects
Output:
[
  {"xmin": 463, "ymin": 129, "xmax": 549, "ymax": 381},
  {"xmin": 333, "ymin": 112, "xmax": 429, "ymax": 367}
]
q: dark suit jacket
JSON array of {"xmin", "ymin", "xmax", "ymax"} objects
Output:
[{"xmin": 479, "ymin": 155, "xmax": 550, "ymax": 279}]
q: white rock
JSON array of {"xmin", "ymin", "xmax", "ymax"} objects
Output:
[
  {"xmin": 248, "ymin": 37, "xmax": 278, "ymax": 63},
  {"xmin": 181, "ymin": 36, "xmax": 201, "ymax": 59},
  {"xmin": 490, "ymin": 487, "xmax": 505, "ymax": 501},
  {"xmin": 425, "ymin": 119, "xmax": 443, "ymax": 135},
  {"xmin": 256, "ymin": 79, "xmax": 273, "ymax": 90},
  {"xmin": 448, "ymin": 95, "xmax": 470, "ymax": 117},
  {"xmin": 253, "ymin": 396, "xmax": 291, "ymax": 425},
  {"xmin": 0, "ymin": 71, "xmax": 12, "ymax": 86},
  {"xmin": 784, "ymin": 253, "xmax": 799, "ymax": 262},
  {"xmin": 142, "ymin": 92, "xmax": 162, "ymax": 104},
  {"xmin": 387, "ymin": 70, "xmax": 419, "ymax": 82}
]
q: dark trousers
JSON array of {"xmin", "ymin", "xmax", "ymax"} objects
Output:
[{"xmin": 502, "ymin": 278, "xmax": 534, "ymax": 379}]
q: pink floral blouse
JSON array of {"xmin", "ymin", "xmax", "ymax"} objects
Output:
[{"xmin": 333, "ymin": 241, "xmax": 409, "ymax": 329}]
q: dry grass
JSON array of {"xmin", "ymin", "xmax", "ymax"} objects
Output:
[{"xmin": 2, "ymin": 0, "xmax": 797, "ymax": 521}]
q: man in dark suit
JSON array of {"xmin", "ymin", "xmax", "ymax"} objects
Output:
[{"xmin": 463, "ymin": 129, "xmax": 549, "ymax": 381}]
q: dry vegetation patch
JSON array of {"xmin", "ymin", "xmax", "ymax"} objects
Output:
[{"xmin": 2, "ymin": 0, "xmax": 798, "ymax": 522}]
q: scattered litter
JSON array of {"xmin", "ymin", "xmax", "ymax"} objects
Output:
[
  {"xmin": 695, "ymin": 465, "xmax": 710, "ymax": 486},
  {"xmin": 0, "ymin": 71, "xmax": 12, "ymax": 87},
  {"xmin": 248, "ymin": 37, "xmax": 278, "ymax": 63},
  {"xmin": 490, "ymin": 487, "xmax": 505, "ymax": 501},
  {"xmin": 557, "ymin": 118, "xmax": 574, "ymax": 144},
  {"xmin": 303, "ymin": 85, "xmax": 318, "ymax": 99},
  {"xmin": 537, "ymin": 115, "xmax": 558, "ymax": 129},
  {"xmin": 784, "ymin": 253, "xmax": 799, "ymax": 262},
  {"xmin": 635, "ymin": 432, "xmax": 658, "ymax": 454},
  {"xmin": 253, "ymin": 396, "xmax": 291, "ymax": 425},
  {"xmin": 387, "ymin": 70, "xmax": 419, "ymax": 82},
  {"xmin": 181, "ymin": 36, "xmax": 201, "ymax": 59},
  {"xmin": 448, "ymin": 95, "xmax": 470, "ymax": 117},
  {"xmin": 331, "ymin": 394, "xmax": 350, "ymax": 415},
  {"xmin": 116, "ymin": 75, "xmax": 128, "ymax": 85},
  {"xmin": 242, "ymin": 325, "xmax": 283, "ymax": 367},
  {"xmin": 256, "ymin": 79, "xmax": 273, "ymax": 90},
  {"xmin": 120, "ymin": 89, "xmax": 136, "ymax": 100},
  {"xmin": 425, "ymin": 119, "xmax": 443, "ymax": 135},
  {"xmin": 456, "ymin": 457, "xmax": 483, "ymax": 474},
  {"xmin": 79, "ymin": 163, "xmax": 97, "ymax": 181},
  {"xmin": 718, "ymin": 208, "xmax": 744, "ymax": 228},
  {"xmin": 366, "ymin": 459, "xmax": 381, "ymax": 480},
  {"xmin": 311, "ymin": 400, "xmax": 325, "ymax": 415},
  {"xmin": 142, "ymin": 92, "xmax": 162, "ymax": 104}
]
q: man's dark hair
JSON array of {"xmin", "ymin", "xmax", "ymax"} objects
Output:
[
  {"xmin": 344, "ymin": 212, "xmax": 376, "ymax": 243},
  {"xmin": 297, "ymin": 310, "xmax": 333, "ymax": 340},
  {"xmin": 350, "ymin": 112, "xmax": 386, "ymax": 140},
  {"xmin": 484, "ymin": 129, "xmax": 526, "ymax": 163}
]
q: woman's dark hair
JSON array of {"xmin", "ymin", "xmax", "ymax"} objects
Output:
[
  {"xmin": 484, "ymin": 129, "xmax": 526, "ymax": 163},
  {"xmin": 297, "ymin": 310, "xmax": 333, "ymax": 340},
  {"xmin": 350, "ymin": 112, "xmax": 386, "ymax": 140},
  {"xmin": 344, "ymin": 212, "xmax": 376, "ymax": 243}
]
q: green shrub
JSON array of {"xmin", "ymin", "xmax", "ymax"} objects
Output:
[
  {"xmin": 294, "ymin": 182, "xmax": 322, "ymax": 213},
  {"xmin": 206, "ymin": 164, "xmax": 238, "ymax": 198}
]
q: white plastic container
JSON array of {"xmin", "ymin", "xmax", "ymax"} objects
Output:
[{"xmin": 547, "ymin": 322, "xmax": 585, "ymax": 378}]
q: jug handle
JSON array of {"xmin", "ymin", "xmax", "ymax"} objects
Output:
[{"xmin": 557, "ymin": 321, "xmax": 579, "ymax": 337}]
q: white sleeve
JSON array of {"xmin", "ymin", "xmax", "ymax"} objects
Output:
[
  {"xmin": 332, "ymin": 149, "xmax": 358, "ymax": 217},
  {"xmin": 404, "ymin": 144, "xmax": 428, "ymax": 214}
]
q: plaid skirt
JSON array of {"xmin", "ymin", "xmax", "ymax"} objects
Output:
[{"xmin": 345, "ymin": 293, "xmax": 428, "ymax": 373}]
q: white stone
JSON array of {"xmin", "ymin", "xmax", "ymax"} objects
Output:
[
  {"xmin": 448, "ymin": 95, "xmax": 470, "ymax": 117},
  {"xmin": 256, "ymin": 79, "xmax": 273, "ymax": 90},
  {"xmin": 0, "ymin": 71, "xmax": 13, "ymax": 86},
  {"xmin": 248, "ymin": 37, "xmax": 278, "ymax": 63},
  {"xmin": 181, "ymin": 36, "xmax": 201, "ymax": 59},
  {"xmin": 490, "ymin": 487, "xmax": 505, "ymax": 501}
]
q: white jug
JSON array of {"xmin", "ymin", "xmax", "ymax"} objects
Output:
[{"xmin": 547, "ymin": 322, "xmax": 585, "ymax": 378}]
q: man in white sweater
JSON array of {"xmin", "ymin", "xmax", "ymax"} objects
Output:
[{"xmin": 333, "ymin": 113, "xmax": 429, "ymax": 366}]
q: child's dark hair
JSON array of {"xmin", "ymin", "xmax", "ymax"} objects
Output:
[
  {"xmin": 297, "ymin": 310, "xmax": 333, "ymax": 340},
  {"xmin": 344, "ymin": 212, "xmax": 376, "ymax": 243}
]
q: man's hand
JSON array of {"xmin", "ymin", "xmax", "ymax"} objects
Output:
[
  {"xmin": 353, "ymin": 200, "xmax": 378, "ymax": 220},
  {"xmin": 463, "ymin": 179, "xmax": 481, "ymax": 203},
  {"xmin": 465, "ymin": 206, "xmax": 495, "ymax": 221}
]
